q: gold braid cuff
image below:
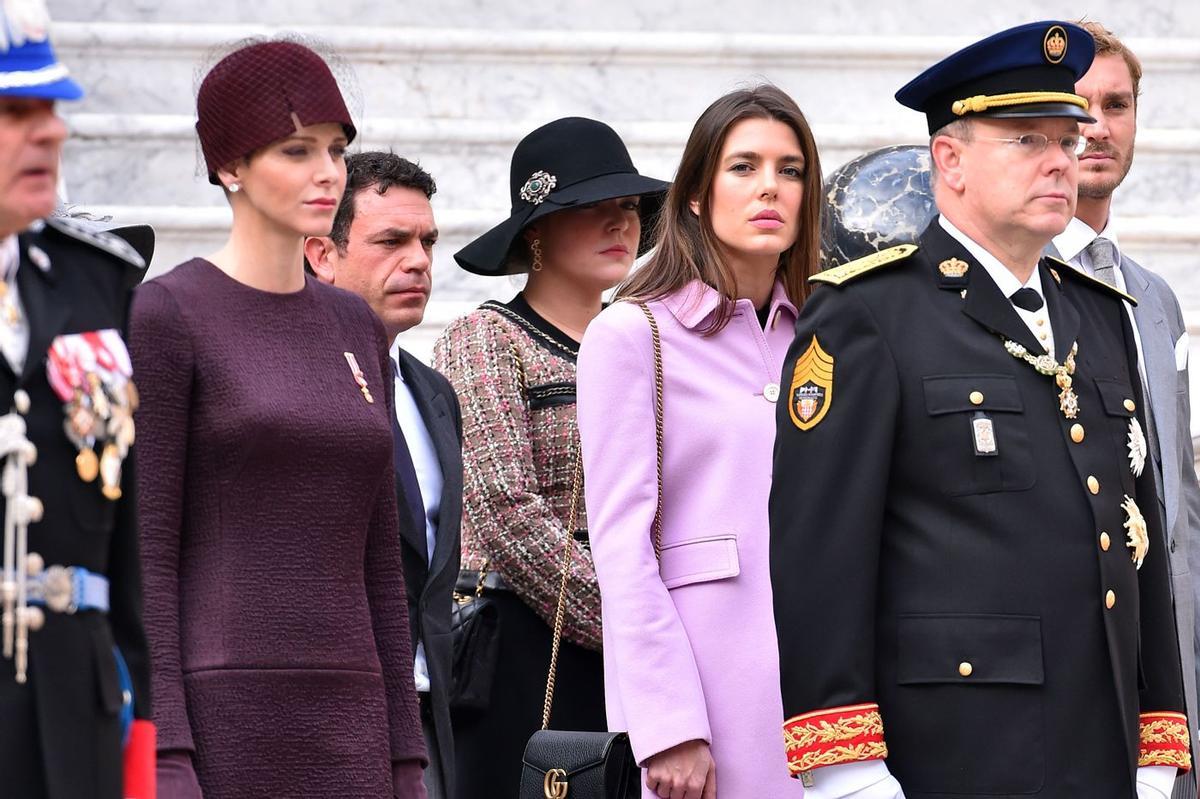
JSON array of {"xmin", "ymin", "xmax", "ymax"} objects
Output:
[
  {"xmin": 1138, "ymin": 712, "xmax": 1193, "ymax": 771},
  {"xmin": 783, "ymin": 703, "xmax": 888, "ymax": 775},
  {"xmin": 952, "ymin": 91, "xmax": 1089, "ymax": 116}
]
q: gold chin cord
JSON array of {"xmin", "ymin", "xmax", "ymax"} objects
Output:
[{"xmin": 0, "ymin": 411, "xmax": 44, "ymax": 684}]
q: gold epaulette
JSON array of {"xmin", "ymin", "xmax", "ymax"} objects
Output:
[
  {"xmin": 1045, "ymin": 255, "xmax": 1137, "ymax": 306},
  {"xmin": 810, "ymin": 244, "xmax": 918, "ymax": 287}
]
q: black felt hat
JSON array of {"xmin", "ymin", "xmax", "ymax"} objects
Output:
[
  {"xmin": 896, "ymin": 21, "xmax": 1097, "ymax": 134},
  {"xmin": 454, "ymin": 117, "xmax": 670, "ymax": 276}
]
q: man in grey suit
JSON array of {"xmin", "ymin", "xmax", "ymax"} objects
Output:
[
  {"xmin": 305, "ymin": 153, "xmax": 463, "ymax": 799},
  {"xmin": 1049, "ymin": 21, "xmax": 1200, "ymax": 798}
]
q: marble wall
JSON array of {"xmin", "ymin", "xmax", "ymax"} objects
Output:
[{"xmin": 43, "ymin": 1, "xmax": 1200, "ymax": 406}]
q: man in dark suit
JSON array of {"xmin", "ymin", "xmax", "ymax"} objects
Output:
[
  {"xmin": 1047, "ymin": 22, "xmax": 1200, "ymax": 799},
  {"xmin": 770, "ymin": 22, "xmax": 1190, "ymax": 799},
  {"xmin": 306, "ymin": 152, "xmax": 462, "ymax": 799},
  {"xmin": 0, "ymin": 4, "xmax": 154, "ymax": 797}
]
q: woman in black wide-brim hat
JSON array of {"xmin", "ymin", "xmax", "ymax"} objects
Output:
[{"xmin": 433, "ymin": 117, "xmax": 668, "ymax": 797}]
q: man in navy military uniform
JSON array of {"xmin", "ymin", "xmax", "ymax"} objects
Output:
[
  {"xmin": 0, "ymin": 3, "xmax": 154, "ymax": 798},
  {"xmin": 770, "ymin": 21, "xmax": 1190, "ymax": 799}
]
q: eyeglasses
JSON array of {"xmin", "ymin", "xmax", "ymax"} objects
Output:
[{"xmin": 971, "ymin": 133, "xmax": 1087, "ymax": 158}]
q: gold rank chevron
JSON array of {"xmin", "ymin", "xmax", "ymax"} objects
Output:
[
  {"xmin": 789, "ymin": 336, "xmax": 835, "ymax": 431},
  {"xmin": 810, "ymin": 244, "xmax": 918, "ymax": 286}
]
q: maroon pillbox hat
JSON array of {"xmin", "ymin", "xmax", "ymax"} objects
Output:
[{"xmin": 196, "ymin": 41, "xmax": 357, "ymax": 185}]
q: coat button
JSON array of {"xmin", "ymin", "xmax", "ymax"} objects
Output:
[
  {"xmin": 1087, "ymin": 476, "xmax": 1100, "ymax": 494},
  {"xmin": 1070, "ymin": 424, "xmax": 1085, "ymax": 443},
  {"xmin": 1105, "ymin": 590, "xmax": 1116, "ymax": 609},
  {"xmin": 969, "ymin": 391, "xmax": 984, "ymax": 405},
  {"xmin": 1100, "ymin": 532, "xmax": 1111, "ymax": 551},
  {"xmin": 1171, "ymin": 538, "xmax": 1177, "ymax": 553},
  {"xmin": 764, "ymin": 383, "xmax": 780, "ymax": 403},
  {"xmin": 958, "ymin": 661, "xmax": 973, "ymax": 677},
  {"xmin": 1124, "ymin": 398, "xmax": 1136, "ymax": 412}
]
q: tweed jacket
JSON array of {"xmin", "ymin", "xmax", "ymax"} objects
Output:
[{"xmin": 432, "ymin": 296, "xmax": 601, "ymax": 650}]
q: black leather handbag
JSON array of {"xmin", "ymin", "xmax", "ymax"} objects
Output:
[
  {"xmin": 449, "ymin": 564, "xmax": 501, "ymax": 711},
  {"xmin": 518, "ymin": 304, "xmax": 665, "ymax": 799},
  {"xmin": 520, "ymin": 730, "xmax": 639, "ymax": 798}
]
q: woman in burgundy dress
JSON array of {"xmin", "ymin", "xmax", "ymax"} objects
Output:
[{"xmin": 129, "ymin": 40, "xmax": 426, "ymax": 798}]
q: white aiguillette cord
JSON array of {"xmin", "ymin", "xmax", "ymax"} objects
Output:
[
  {"xmin": 539, "ymin": 302, "xmax": 665, "ymax": 730},
  {"xmin": 0, "ymin": 403, "xmax": 44, "ymax": 684}
]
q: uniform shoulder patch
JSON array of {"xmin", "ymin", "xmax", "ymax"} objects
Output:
[
  {"xmin": 42, "ymin": 217, "xmax": 148, "ymax": 271},
  {"xmin": 788, "ymin": 336, "xmax": 834, "ymax": 430},
  {"xmin": 1045, "ymin": 254, "xmax": 1137, "ymax": 306},
  {"xmin": 810, "ymin": 244, "xmax": 918, "ymax": 287}
]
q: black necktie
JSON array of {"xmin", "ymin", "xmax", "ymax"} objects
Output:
[
  {"xmin": 390, "ymin": 359, "xmax": 428, "ymax": 545},
  {"xmin": 1010, "ymin": 288, "xmax": 1044, "ymax": 312}
]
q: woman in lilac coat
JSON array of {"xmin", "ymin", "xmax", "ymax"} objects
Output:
[{"xmin": 576, "ymin": 86, "xmax": 822, "ymax": 798}]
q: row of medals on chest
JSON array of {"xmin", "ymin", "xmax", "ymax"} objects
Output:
[{"xmin": 64, "ymin": 374, "xmax": 136, "ymax": 501}]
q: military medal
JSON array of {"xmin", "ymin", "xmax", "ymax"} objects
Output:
[
  {"xmin": 1122, "ymin": 495, "xmax": 1148, "ymax": 569},
  {"xmin": 1003, "ymin": 339, "xmax": 1079, "ymax": 419},
  {"xmin": 1127, "ymin": 418, "xmax": 1147, "ymax": 477},
  {"xmin": 343, "ymin": 352, "xmax": 374, "ymax": 404},
  {"xmin": 46, "ymin": 330, "xmax": 136, "ymax": 501}
]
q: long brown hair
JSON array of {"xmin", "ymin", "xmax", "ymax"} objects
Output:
[{"xmin": 617, "ymin": 84, "xmax": 822, "ymax": 333}]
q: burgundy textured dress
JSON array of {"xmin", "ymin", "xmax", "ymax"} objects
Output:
[{"xmin": 129, "ymin": 259, "xmax": 425, "ymax": 797}]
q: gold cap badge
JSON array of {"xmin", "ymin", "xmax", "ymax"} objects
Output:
[
  {"xmin": 938, "ymin": 257, "xmax": 969, "ymax": 278},
  {"xmin": 1044, "ymin": 25, "xmax": 1068, "ymax": 64}
]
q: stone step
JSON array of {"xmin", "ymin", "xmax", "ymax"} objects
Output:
[
  {"xmin": 72, "ymin": 203, "xmax": 1200, "ymax": 308},
  {"xmin": 45, "ymin": 0, "xmax": 1200, "ymax": 39},
  {"xmin": 61, "ymin": 113, "xmax": 1200, "ymax": 218},
  {"xmin": 52, "ymin": 23, "xmax": 1200, "ymax": 130}
]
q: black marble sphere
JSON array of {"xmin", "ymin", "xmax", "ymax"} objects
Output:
[{"xmin": 820, "ymin": 144, "xmax": 936, "ymax": 270}]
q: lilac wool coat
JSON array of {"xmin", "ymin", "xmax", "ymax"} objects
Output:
[{"xmin": 576, "ymin": 280, "xmax": 804, "ymax": 797}]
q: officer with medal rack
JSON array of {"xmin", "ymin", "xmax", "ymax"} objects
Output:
[
  {"xmin": 0, "ymin": 3, "xmax": 155, "ymax": 798},
  {"xmin": 769, "ymin": 21, "xmax": 1190, "ymax": 799}
]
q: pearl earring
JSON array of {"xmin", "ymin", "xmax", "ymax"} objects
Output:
[{"xmin": 228, "ymin": 183, "xmax": 240, "ymax": 193}]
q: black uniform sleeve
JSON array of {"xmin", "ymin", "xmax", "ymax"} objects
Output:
[{"xmin": 769, "ymin": 284, "xmax": 900, "ymax": 776}]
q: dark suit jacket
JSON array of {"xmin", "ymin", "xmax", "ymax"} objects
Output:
[
  {"xmin": 395, "ymin": 347, "xmax": 462, "ymax": 797},
  {"xmin": 771, "ymin": 221, "xmax": 1187, "ymax": 796},
  {"xmin": 0, "ymin": 218, "xmax": 150, "ymax": 799}
]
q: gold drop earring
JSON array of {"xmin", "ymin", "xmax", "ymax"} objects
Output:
[{"xmin": 530, "ymin": 238, "xmax": 544, "ymax": 272}]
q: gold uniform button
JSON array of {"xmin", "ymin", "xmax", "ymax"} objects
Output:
[
  {"xmin": 958, "ymin": 661, "xmax": 973, "ymax": 677},
  {"xmin": 1100, "ymin": 532, "xmax": 1111, "ymax": 551},
  {"xmin": 1087, "ymin": 476, "xmax": 1100, "ymax": 494},
  {"xmin": 969, "ymin": 391, "xmax": 984, "ymax": 405},
  {"xmin": 1105, "ymin": 590, "xmax": 1116, "ymax": 609},
  {"xmin": 1070, "ymin": 424, "xmax": 1085, "ymax": 443},
  {"xmin": 1036, "ymin": 318, "xmax": 1046, "ymax": 327},
  {"xmin": 1123, "ymin": 398, "xmax": 1136, "ymax": 412},
  {"xmin": 1039, "ymin": 333, "xmax": 1048, "ymax": 341}
]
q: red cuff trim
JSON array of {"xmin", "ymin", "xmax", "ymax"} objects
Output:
[
  {"xmin": 1139, "ymin": 712, "xmax": 1192, "ymax": 772},
  {"xmin": 783, "ymin": 703, "xmax": 888, "ymax": 774}
]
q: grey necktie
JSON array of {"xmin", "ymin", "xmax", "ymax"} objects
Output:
[{"xmin": 1086, "ymin": 236, "xmax": 1118, "ymax": 287}]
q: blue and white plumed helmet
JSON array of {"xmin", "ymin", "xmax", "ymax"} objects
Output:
[{"xmin": 0, "ymin": 0, "xmax": 82, "ymax": 100}]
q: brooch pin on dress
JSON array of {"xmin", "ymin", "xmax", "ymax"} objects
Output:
[{"xmin": 343, "ymin": 352, "xmax": 374, "ymax": 404}]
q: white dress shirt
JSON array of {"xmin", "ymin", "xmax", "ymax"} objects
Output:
[
  {"xmin": 0, "ymin": 235, "xmax": 29, "ymax": 374},
  {"xmin": 940, "ymin": 217, "xmax": 1055, "ymax": 354},
  {"xmin": 390, "ymin": 338, "xmax": 444, "ymax": 694},
  {"xmin": 1053, "ymin": 215, "xmax": 1148, "ymax": 388}
]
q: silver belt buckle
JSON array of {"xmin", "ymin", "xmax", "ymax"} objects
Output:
[{"xmin": 41, "ymin": 565, "xmax": 76, "ymax": 614}]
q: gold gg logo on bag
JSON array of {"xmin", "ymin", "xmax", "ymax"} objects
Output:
[{"xmin": 543, "ymin": 768, "xmax": 568, "ymax": 799}]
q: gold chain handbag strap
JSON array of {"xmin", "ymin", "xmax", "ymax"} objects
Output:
[{"xmin": 540, "ymin": 302, "xmax": 665, "ymax": 730}]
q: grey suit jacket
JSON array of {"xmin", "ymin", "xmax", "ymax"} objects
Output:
[
  {"xmin": 1049, "ymin": 242, "xmax": 1200, "ymax": 789},
  {"xmin": 395, "ymin": 347, "xmax": 463, "ymax": 798}
]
